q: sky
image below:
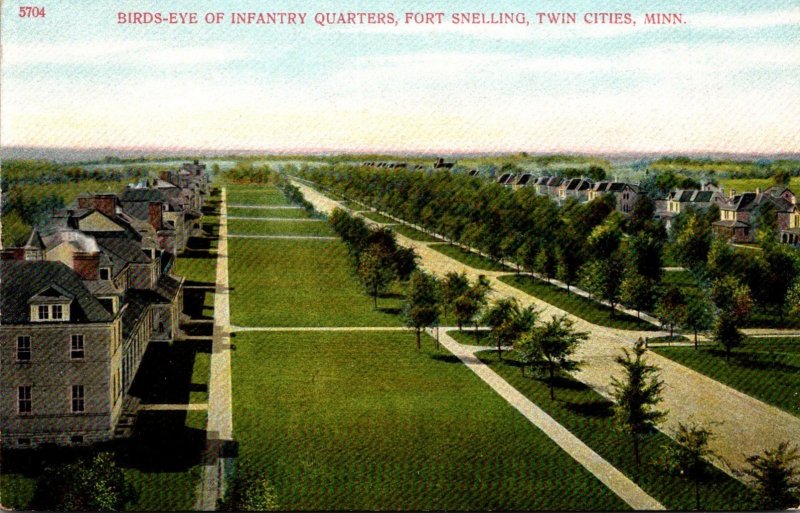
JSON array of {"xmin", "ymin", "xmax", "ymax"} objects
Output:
[{"xmin": 1, "ymin": 0, "xmax": 799, "ymax": 155}]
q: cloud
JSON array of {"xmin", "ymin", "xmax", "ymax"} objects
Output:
[{"xmin": 2, "ymin": 41, "xmax": 254, "ymax": 66}]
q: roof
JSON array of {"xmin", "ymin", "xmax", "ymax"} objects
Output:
[
  {"xmin": 0, "ymin": 261, "xmax": 114, "ymax": 324},
  {"xmin": 722, "ymin": 192, "xmax": 794, "ymax": 213},
  {"xmin": 156, "ymin": 274, "xmax": 183, "ymax": 303},
  {"xmin": 713, "ymin": 220, "xmax": 751, "ymax": 228},
  {"xmin": 670, "ymin": 190, "xmax": 714, "ymax": 203},
  {"xmin": 593, "ymin": 182, "xmax": 642, "ymax": 194},
  {"xmin": 121, "ymin": 290, "xmax": 153, "ymax": 340},
  {"xmin": 95, "ymin": 236, "xmax": 152, "ymax": 278},
  {"xmin": 23, "ymin": 230, "xmax": 45, "ymax": 250},
  {"xmin": 516, "ymin": 174, "xmax": 533, "ymax": 185}
]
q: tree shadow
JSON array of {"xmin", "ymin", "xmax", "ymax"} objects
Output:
[
  {"xmin": 116, "ymin": 411, "xmax": 205, "ymax": 472},
  {"xmin": 430, "ymin": 354, "xmax": 461, "ymax": 364},
  {"xmin": 564, "ymin": 400, "xmax": 614, "ymax": 418},
  {"xmin": 378, "ymin": 292, "xmax": 404, "ymax": 300},
  {"xmin": 377, "ymin": 307, "xmax": 402, "ymax": 315}
]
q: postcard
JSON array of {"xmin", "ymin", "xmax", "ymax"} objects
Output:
[{"xmin": 1, "ymin": 0, "xmax": 799, "ymax": 511}]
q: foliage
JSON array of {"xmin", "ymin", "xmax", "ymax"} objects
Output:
[
  {"xmin": 481, "ymin": 298, "xmax": 537, "ymax": 358},
  {"xmin": 441, "ymin": 271, "xmax": 470, "ymax": 320},
  {"xmin": 655, "ymin": 285, "xmax": 687, "ymax": 337},
  {"xmin": 660, "ymin": 422, "xmax": 717, "ymax": 510},
  {"xmin": 453, "ymin": 275, "xmax": 491, "ymax": 331},
  {"xmin": 712, "ymin": 313, "xmax": 743, "ymax": 359},
  {"xmin": 741, "ymin": 442, "xmax": 800, "ymax": 511},
  {"xmin": 221, "ymin": 471, "xmax": 280, "ymax": 511},
  {"xmin": 358, "ymin": 244, "xmax": 397, "ymax": 309},
  {"xmin": 516, "ymin": 315, "xmax": 587, "ymax": 400},
  {"xmin": 402, "ymin": 270, "xmax": 441, "ymax": 350},
  {"xmin": 610, "ymin": 339, "xmax": 667, "ymax": 465},
  {"xmin": 33, "ymin": 452, "xmax": 134, "ymax": 511},
  {"xmin": 619, "ymin": 270, "xmax": 656, "ymax": 318},
  {"xmin": 682, "ymin": 289, "xmax": 715, "ymax": 348}
]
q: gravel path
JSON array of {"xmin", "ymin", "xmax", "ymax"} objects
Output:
[
  {"xmin": 232, "ymin": 325, "xmax": 410, "ymax": 332},
  {"xmin": 294, "ymin": 180, "xmax": 800, "ymax": 477},
  {"xmin": 228, "ymin": 234, "xmax": 337, "ymax": 240}
]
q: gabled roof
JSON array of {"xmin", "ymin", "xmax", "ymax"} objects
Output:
[
  {"xmin": 0, "ymin": 261, "xmax": 114, "ymax": 324},
  {"xmin": 28, "ymin": 283, "xmax": 74, "ymax": 303},
  {"xmin": 23, "ymin": 229, "xmax": 45, "ymax": 250},
  {"xmin": 516, "ymin": 174, "xmax": 533, "ymax": 185}
]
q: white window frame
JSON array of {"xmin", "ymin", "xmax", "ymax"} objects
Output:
[
  {"xmin": 52, "ymin": 304, "xmax": 64, "ymax": 320},
  {"xmin": 37, "ymin": 305, "xmax": 49, "ymax": 320}
]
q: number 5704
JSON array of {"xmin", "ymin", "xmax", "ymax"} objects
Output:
[{"xmin": 19, "ymin": 6, "xmax": 46, "ymax": 18}]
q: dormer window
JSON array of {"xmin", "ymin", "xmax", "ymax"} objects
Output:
[
  {"xmin": 38, "ymin": 305, "xmax": 49, "ymax": 320},
  {"xmin": 100, "ymin": 268, "xmax": 111, "ymax": 280},
  {"xmin": 29, "ymin": 285, "xmax": 73, "ymax": 322},
  {"xmin": 52, "ymin": 305, "xmax": 64, "ymax": 320}
]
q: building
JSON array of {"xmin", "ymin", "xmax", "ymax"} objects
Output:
[
  {"xmin": 659, "ymin": 187, "xmax": 726, "ymax": 231},
  {"xmin": 556, "ymin": 178, "xmax": 594, "ymax": 204},
  {"xmin": 587, "ymin": 182, "xmax": 643, "ymax": 213},
  {"xmin": 712, "ymin": 188, "xmax": 799, "ymax": 244}
]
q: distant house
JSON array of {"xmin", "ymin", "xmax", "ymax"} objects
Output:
[
  {"xmin": 712, "ymin": 188, "xmax": 800, "ymax": 244},
  {"xmin": 660, "ymin": 187, "xmax": 726, "ymax": 231},
  {"xmin": 511, "ymin": 173, "xmax": 533, "ymax": 189},
  {"xmin": 433, "ymin": 158, "xmax": 456, "ymax": 169},
  {"xmin": 496, "ymin": 173, "xmax": 516, "ymax": 187},
  {"xmin": 556, "ymin": 178, "xmax": 594, "ymax": 203},
  {"xmin": 587, "ymin": 182, "xmax": 643, "ymax": 213}
]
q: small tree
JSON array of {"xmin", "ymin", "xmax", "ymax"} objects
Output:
[
  {"xmin": 534, "ymin": 246, "xmax": 556, "ymax": 282},
  {"xmin": 619, "ymin": 271, "xmax": 655, "ymax": 319},
  {"xmin": 683, "ymin": 290, "xmax": 714, "ymax": 349},
  {"xmin": 481, "ymin": 298, "xmax": 536, "ymax": 358},
  {"xmin": 661, "ymin": 422, "xmax": 716, "ymax": 510},
  {"xmin": 655, "ymin": 285, "xmax": 687, "ymax": 338},
  {"xmin": 523, "ymin": 315, "xmax": 588, "ymax": 400},
  {"xmin": 610, "ymin": 339, "xmax": 667, "ymax": 466},
  {"xmin": 358, "ymin": 243, "xmax": 396, "ymax": 309},
  {"xmin": 221, "ymin": 471, "xmax": 280, "ymax": 511},
  {"xmin": 402, "ymin": 270, "xmax": 441, "ymax": 350},
  {"xmin": 712, "ymin": 313, "xmax": 742, "ymax": 360},
  {"xmin": 441, "ymin": 271, "xmax": 470, "ymax": 321},
  {"xmin": 742, "ymin": 442, "xmax": 800, "ymax": 511}
]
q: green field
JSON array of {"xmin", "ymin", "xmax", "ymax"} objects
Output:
[
  {"xmin": 226, "ymin": 186, "xmax": 290, "ymax": 206},
  {"xmin": 653, "ymin": 337, "xmax": 800, "ymax": 417},
  {"xmin": 719, "ymin": 177, "xmax": 800, "ymax": 198},
  {"xmin": 499, "ymin": 275, "xmax": 658, "ymax": 331},
  {"xmin": 227, "ymin": 207, "xmax": 308, "ymax": 218},
  {"xmin": 361, "ymin": 211, "xmax": 395, "ymax": 224},
  {"xmin": 229, "ymin": 239, "xmax": 403, "ymax": 327},
  {"xmin": 232, "ymin": 330, "xmax": 627, "ymax": 510},
  {"xmin": 446, "ymin": 331, "xmax": 754, "ymax": 510},
  {"xmin": 390, "ymin": 223, "xmax": 442, "ymax": 242},
  {"xmin": 429, "ymin": 244, "xmax": 514, "ymax": 271},
  {"xmin": 228, "ymin": 219, "xmax": 334, "ymax": 237}
]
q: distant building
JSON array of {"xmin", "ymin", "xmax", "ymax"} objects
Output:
[{"xmin": 587, "ymin": 182, "xmax": 643, "ymax": 214}]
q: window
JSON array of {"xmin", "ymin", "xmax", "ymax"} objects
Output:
[
  {"xmin": 71, "ymin": 335, "xmax": 85, "ymax": 360},
  {"xmin": 16, "ymin": 438, "xmax": 30, "ymax": 446},
  {"xmin": 71, "ymin": 385, "xmax": 85, "ymax": 413},
  {"xmin": 52, "ymin": 304, "xmax": 63, "ymax": 320},
  {"xmin": 16, "ymin": 336, "xmax": 31, "ymax": 362},
  {"xmin": 70, "ymin": 435, "xmax": 84, "ymax": 444},
  {"xmin": 100, "ymin": 268, "xmax": 110, "ymax": 280},
  {"xmin": 37, "ymin": 305, "xmax": 49, "ymax": 320},
  {"xmin": 18, "ymin": 386, "xmax": 31, "ymax": 414}
]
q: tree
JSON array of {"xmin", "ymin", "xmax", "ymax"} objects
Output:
[
  {"xmin": 481, "ymin": 298, "xmax": 536, "ymax": 358},
  {"xmin": 358, "ymin": 243, "xmax": 396, "ymax": 309},
  {"xmin": 655, "ymin": 285, "xmax": 687, "ymax": 338},
  {"xmin": 522, "ymin": 315, "xmax": 588, "ymax": 400},
  {"xmin": 661, "ymin": 422, "xmax": 716, "ymax": 511},
  {"xmin": 628, "ymin": 195, "xmax": 657, "ymax": 235},
  {"xmin": 402, "ymin": 270, "xmax": 441, "ymax": 350},
  {"xmin": 392, "ymin": 246, "xmax": 418, "ymax": 282},
  {"xmin": 712, "ymin": 312, "xmax": 743, "ymax": 360},
  {"xmin": 711, "ymin": 275, "xmax": 752, "ymax": 319},
  {"xmin": 441, "ymin": 271, "xmax": 469, "ymax": 321},
  {"xmin": 610, "ymin": 339, "xmax": 667, "ymax": 466},
  {"xmin": 221, "ymin": 471, "xmax": 280, "ymax": 511},
  {"xmin": 759, "ymin": 243, "xmax": 799, "ymax": 320},
  {"xmin": 742, "ymin": 442, "xmax": 800, "ymax": 511},
  {"xmin": 683, "ymin": 290, "xmax": 714, "ymax": 349},
  {"xmin": 534, "ymin": 246, "xmax": 556, "ymax": 282},
  {"xmin": 453, "ymin": 276, "xmax": 490, "ymax": 332},
  {"xmin": 580, "ymin": 257, "xmax": 624, "ymax": 316},
  {"xmin": 673, "ymin": 213, "xmax": 712, "ymax": 270},
  {"xmin": 33, "ymin": 452, "xmax": 134, "ymax": 511},
  {"xmin": 619, "ymin": 270, "xmax": 655, "ymax": 319}
]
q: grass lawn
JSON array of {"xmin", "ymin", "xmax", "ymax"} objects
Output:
[
  {"xmin": 499, "ymin": 275, "xmax": 658, "ymax": 331},
  {"xmin": 445, "ymin": 332, "xmax": 755, "ymax": 510},
  {"xmin": 228, "ymin": 219, "xmax": 334, "ymax": 237},
  {"xmin": 429, "ymin": 243, "xmax": 514, "ymax": 272},
  {"xmin": 227, "ymin": 207, "xmax": 307, "ymax": 218},
  {"xmin": 361, "ymin": 211, "xmax": 395, "ymax": 224},
  {"xmin": 229, "ymin": 239, "xmax": 403, "ymax": 326},
  {"xmin": 226, "ymin": 185, "xmax": 290, "ymax": 206},
  {"xmin": 391, "ymin": 223, "xmax": 442, "ymax": 242},
  {"xmin": 653, "ymin": 337, "xmax": 800, "ymax": 417},
  {"xmin": 232, "ymin": 331, "xmax": 627, "ymax": 510}
]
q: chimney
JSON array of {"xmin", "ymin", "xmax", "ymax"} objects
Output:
[
  {"xmin": 148, "ymin": 202, "xmax": 163, "ymax": 231},
  {"xmin": 159, "ymin": 171, "xmax": 171, "ymax": 182},
  {"xmin": 72, "ymin": 251, "xmax": 99, "ymax": 280},
  {"xmin": 756, "ymin": 187, "xmax": 761, "ymax": 195},
  {"xmin": 730, "ymin": 188, "xmax": 736, "ymax": 199},
  {"xmin": 93, "ymin": 194, "xmax": 117, "ymax": 219}
]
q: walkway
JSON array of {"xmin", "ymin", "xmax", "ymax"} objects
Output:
[
  {"xmin": 232, "ymin": 325, "xmax": 411, "ymax": 332},
  {"xmin": 294, "ymin": 179, "xmax": 800, "ymax": 476},
  {"xmin": 435, "ymin": 328, "xmax": 664, "ymax": 510},
  {"xmin": 227, "ymin": 204, "xmax": 301, "ymax": 209},
  {"xmin": 228, "ymin": 234, "xmax": 337, "ymax": 240},
  {"xmin": 227, "ymin": 216, "xmax": 323, "ymax": 222},
  {"xmin": 195, "ymin": 188, "xmax": 234, "ymax": 511}
]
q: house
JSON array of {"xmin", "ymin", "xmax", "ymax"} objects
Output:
[
  {"xmin": 587, "ymin": 182, "xmax": 643, "ymax": 214},
  {"xmin": 660, "ymin": 187, "xmax": 726, "ymax": 231},
  {"xmin": 433, "ymin": 158, "xmax": 455, "ymax": 169},
  {"xmin": 712, "ymin": 189, "xmax": 799, "ymax": 244},
  {"xmin": 556, "ymin": 178, "xmax": 594, "ymax": 203},
  {"xmin": 511, "ymin": 174, "xmax": 533, "ymax": 189}
]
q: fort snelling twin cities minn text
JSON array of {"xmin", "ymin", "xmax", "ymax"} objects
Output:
[{"xmin": 116, "ymin": 11, "xmax": 686, "ymax": 26}]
